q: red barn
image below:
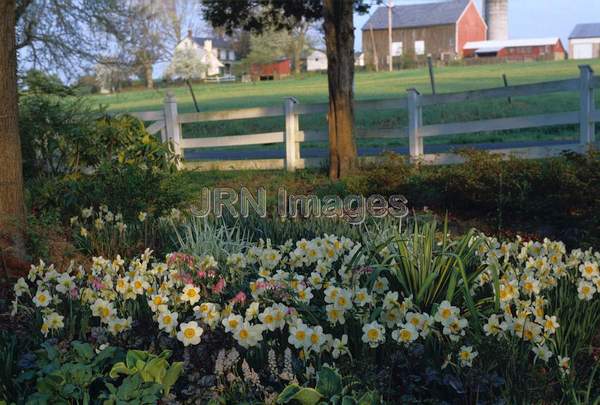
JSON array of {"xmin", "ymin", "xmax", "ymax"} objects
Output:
[
  {"xmin": 463, "ymin": 38, "xmax": 567, "ymax": 60},
  {"xmin": 250, "ymin": 59, "xmax": 291, "ymax": 81},
  {"xmin": 362, "ymin": 0, "xmax": 487, "ymax": 67}
]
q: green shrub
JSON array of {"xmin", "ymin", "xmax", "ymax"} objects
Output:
[
  {"xmin": 19, "ymin": 94, "xmax": 103, "ymax": 178},
  {"xmin": 21, "ymin": 93, "xmax": 188, "ymax": 223}
]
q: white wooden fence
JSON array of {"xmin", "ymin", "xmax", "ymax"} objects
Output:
[{"xmin": 131, "ymin": 65, "xmax": 599, "ymax": 171}]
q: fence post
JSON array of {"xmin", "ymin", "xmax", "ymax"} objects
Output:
[
  {"xmin": 284, "ymin": 97, "xmax": 299, "ymax": 172},
  {"xmin": 164, "ymin": 91, "xmax": 182, "ymax": 161},
  {"xmin": 579, "ymin": 65, "xmax": 595, "ymax": 146},
  {"xmin": 407, "ymin": 88, "xmax": 423, "ymax": 162}
]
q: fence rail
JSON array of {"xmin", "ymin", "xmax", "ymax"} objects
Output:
[{"xmin": 132, "ymin": 65, "xmax": 598, "ymax": 171}]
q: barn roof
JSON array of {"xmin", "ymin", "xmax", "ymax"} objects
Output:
[
  {"xmin": 362, "ymin": 0, "xmax": 471, "ymax": 30},
  {"xmin": 569, "ymin": 23, "xmax": 600, "ymax": 39},
  {"xmin": 464, "ymin": 38, "xmax": 562, "ymax": 50}
]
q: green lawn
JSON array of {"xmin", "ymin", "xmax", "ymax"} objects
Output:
[{"xmin": 90, "ymin": 59, "xmax": 600, "ymax": 153}]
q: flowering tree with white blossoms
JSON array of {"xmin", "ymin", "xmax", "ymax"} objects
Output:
[{"xmin": 166, "ymin": 46, "xmax": 207, "ymax": 112}]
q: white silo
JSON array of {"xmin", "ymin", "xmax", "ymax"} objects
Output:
[{"xmin": 484, "ymin": 0, "xmax": 509, "ymax": 41}]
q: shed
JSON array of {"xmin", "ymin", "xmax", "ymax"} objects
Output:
[
  {"xmin": 569, "ymin": 23, "xmax": 600, "ymax": 60},
  {"xmin": 250, "ymin": 59, "xmax": 291, "ymax": 81},
  {"xmin": 306, "ymin": 50, "xmax": 328, "ymax": 72},
  {"xmin": 463, "ymin": 38, "xmax": 566, "ymax": 60}
]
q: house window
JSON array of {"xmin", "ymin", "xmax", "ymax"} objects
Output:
[
  {"xmin": 391, "ymin": 42, "xmax": 403, "ymax": 56},
  {"xmin": 415, "ymin": 40, "xmax": 425, "ymax": 55},
  {"xmin": 228, "ymin": 50, "xmax": 235, "ymax": 60},
  {"xmin": 220, "ymin": 49, "xmax": 227, "ymax": 60}
]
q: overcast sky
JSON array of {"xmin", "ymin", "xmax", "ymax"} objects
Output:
[{"xmin": 354, "ymin": 0, "xmax": 600, "ymax": 51}]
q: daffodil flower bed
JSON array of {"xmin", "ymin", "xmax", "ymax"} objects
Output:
[{"xmin": 10, "ymin": 231, "xmax": 600, "ymax": 400}]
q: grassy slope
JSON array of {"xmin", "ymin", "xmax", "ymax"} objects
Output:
[{"xmin": 90, "ymin": 59, "xmax": 600, "ymax": 150}]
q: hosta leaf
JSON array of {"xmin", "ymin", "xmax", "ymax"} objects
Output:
[
  {"xmin": 357, "ymin": 391, "xmax": 380, "ymax": 405},
  {"xmin": 125, "ymin": 350, "xmax": 148, "ymax": 368},
  {"xmin": 341, "ymin": 396, "xmax": 357, "ymax": 405},
  {"xmin": 316, "ymin": 366, "xmax": 343, "ymax": 397},
  {"xmin": 109, "ymin": 362, "xmax": 135, "ymax": 379},
  {"xmin": 290, "ymin": 388, "xmax": 323, "ymax": 405},
  {"xmin": 163, "ymin": 362, "xmax": 184, "ymax": 395},
  {"xmin": 277, "ymin": 384, "xmax": 301, "ymax": 403}
]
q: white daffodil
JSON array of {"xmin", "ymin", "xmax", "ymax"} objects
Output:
[
  {"xmin": 435, "ymin": 300, "xmax": 460, "ymax": 325},
  {"xmin": 14, "ymin": 277, "xmax": 29, "ymax": 297},
  {"xmin": 458, "ymin": 345, "xmax": 478, "ymax": 367},
  {"xmin": 32, "ymin": 289, "xmax": 52, "ymax": 308},
  {"xmin": 91, "ymin": 298, "xmax": 116, "ymax": 323},
  {"xmin": 44, "ymin": 312, "xmax": 64, "ymax": 331},
  {"xmin": 181, "ymin": 284, "xmax": 201, "ymax": 305},
  {"xmin": 532, "ymin": 344, "xmax": 553, "ymax": 363},
  {"xmin": 543, "ymin": 315, "xmax": 560, "ymax": 334},
  {"xmin": 372, "ymin": 277, "xmax": 389, "ymax": 294},
  {"xmin": 148, "ymin": 294, "xmax": 169, "ymax": 312},
  {"xmin": 222, "ymin": 314, "xmax": 243, "ymax": 333},
  {"xmin": 392, "ymin": 324, "xmax": 419, "ymax": 346},
  {"xmin": 108, "ymin": 317, "xmax": 132, "ymax": 335},
  {"xmin": 245, "ymin": 302, "xmax": 260, "ymax": 320},
  {"xmin": 326, "ymin": 305, "xmax": 346, "ymax": 326},
  {"xmin": 332, "ymin": 334, "xmax": 349, "ymax": 359},
  {"xmin": 233, "ymin": 322, "xmax": 264, "ymax": 348},
  {"xmin": 296, "ymin": 286, "xmax": 313, "ymax": 304},
  {"xmin": 580, "ymin": 262, "xmax": 599, "ymax": 280},
  {"xmin": 157, "ymin": 311, "xmax": 179, "ymax": 333},
  {"xmin": 362, "ymin": 321, "xmax": 385, "ymax": 348},
  {"xmin": 288, "ymin": 322, "xmax": 310, "ymax": 349},
  {"xmin": 353, "ymin": 288, "xmax": 372, "ymax": 307},
  {"xmin": 578, "ymin": 280, "xmax": 596, "ymax": 300},
  {"xmin": 177, "ymin": 321, "xmax": 203, "ymax": 346},
  {"xmin": 307, "ymin": 325, "xmax": 325, "ymax": 352}
]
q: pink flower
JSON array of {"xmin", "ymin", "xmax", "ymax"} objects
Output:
[
  {"xmin": 197, "ymin": 270, "xmax": 207, "ymax": 278},
  {"xmin": 69, "ymin": 287, "xmax": 79, "ymax": 299},
  {"xmin": 91, "ymin": 277, "xmax": 104, "ymax": 290},
  {"xmin": 230, "ymin": 291, "xmax": 247, "ymax": 305},
  {"xmin": 212, "ymin": 278, "xmax": 226, "ymax": 294},
  {"xmin": 167, "ymin": 252, "xmax": 195, "ymax": 268}
]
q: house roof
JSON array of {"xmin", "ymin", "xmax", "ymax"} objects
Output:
[
  {"xmin": 569, "ymin": 23, "xmax": 600, "ymax": 39},
  {"xmin": 464, "ymin": 38, "xmax": 561, "ymax": 50},
  {"xmin": 191, "ymin": 36, "xmax": 233, "ymax": 49},
  {"xmin": 362, "ymin": 0, "xmax": 470, "ymax": 30}
]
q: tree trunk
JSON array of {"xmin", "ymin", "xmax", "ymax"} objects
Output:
[
  {"xmin": 186, "ymin": 79, "xmax": 200, "ymax": 112},
  {"xmin": 293, "ymin": 42, "xmax": 302, "ymax": 75},
  {"xmin": 144, "ymin": 62, "xmax": 154, "ymax": 89},
  {"xmin": 0, "ymin": 0, "xmax": 27, "ymax": 262},
  {"xmin": 323, "ymin": 0, "xmax": 357, "ymax": 180}
]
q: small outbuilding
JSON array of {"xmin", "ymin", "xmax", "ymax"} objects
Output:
[
  {"xmin": 306, "ymin": 50, "xmax": 328, "ymax": 72},
  {"xmin": 569, "ymin": 23, "xmax": 600, "ymax": 60},
  {"xmin": 250, "ymin": 59, "xmax": 291, "ymax": 81},
  {"xmin": 463, "ymin": 37, "xmax": 566, "ymax": 60}
]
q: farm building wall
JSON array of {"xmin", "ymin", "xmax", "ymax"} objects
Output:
[
  {"xmin": 569, "ymin": 38, "xmax": 600, "ymax": 59},
  {"xmin": 456, "ymin": 1, "xmax": 487, "ymax": 56},
  {"xmin": 250, "ymin": 59, "xmax": 291, "ymax": 80},
  {"xmin": 464, "ymin": 40, "xmax": 566, "ymax": 61},
  {"xmin": 362, "ymin": 23, "xmax": 456, "ymax": 68},
  {"xmin": 497, "ymin": 44, "xmax": 566, "ymax": 60}
]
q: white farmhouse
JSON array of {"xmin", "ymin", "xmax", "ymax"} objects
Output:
[
  {"xmin": 173, "ymin": 31, "xmax": 237, "ymax": 77},
  {"xmin": 569, "ymin": 23, "xmax": 600, "ymax": 60}
]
